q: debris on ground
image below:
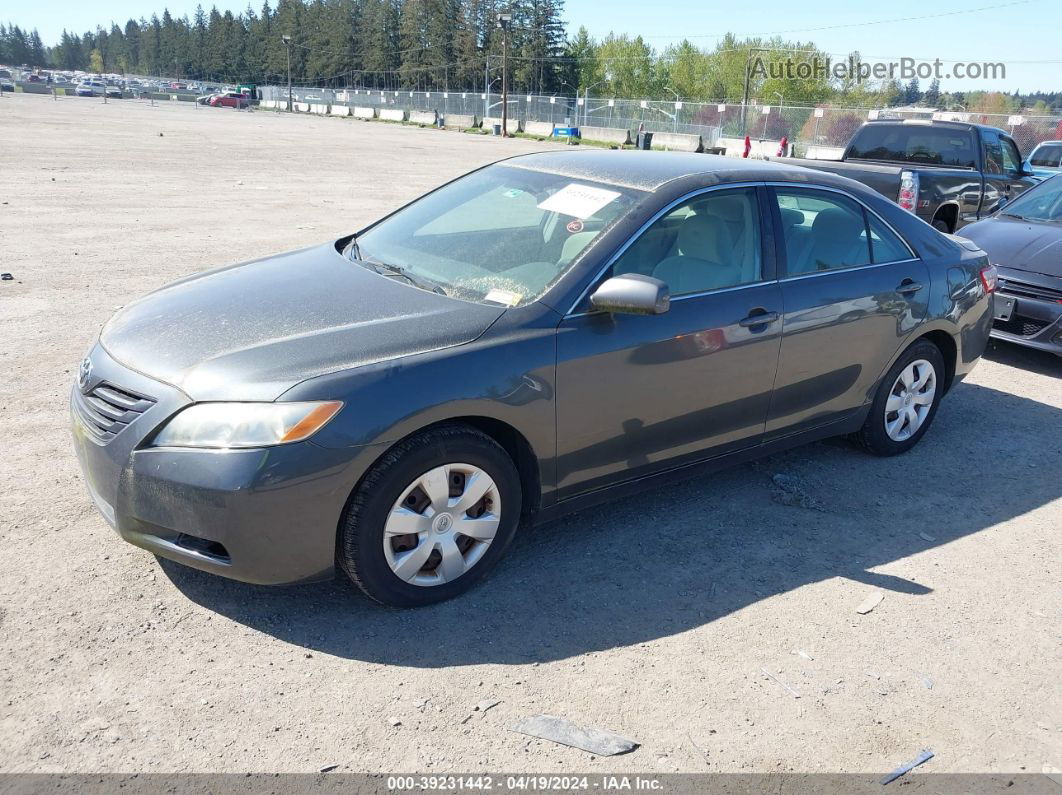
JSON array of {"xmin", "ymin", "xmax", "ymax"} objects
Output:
[
  {"xmin": 769, "ymin": 473, "xmax": 825, "ymax": 511},
  {"xmin": 919, "ymin": 532, "xmax": 936, "ymax": 542},
  {"xmin": 791, "ymin": 649, "xmax": 814, "ymax": 660},
  {"xmin": 387, "ymin": 717, "xmax": 401, "ymax": 727},
  {"xmin": 1, "ymin": 273, "xmax": 13, "ymax": 281},
  {"xmin": 880, "ymin": 749, "xmax": 934, "ymax": 784},
  {"xmin": 509, "ymin": 715, "xmax": 638, "ymax": 756},
  {"xmin": 855, "ymin": 592, "xmax": 885, "ymax": 614},
  {"xmin": 474, "ymin": 699, "xmax": 501, "ymax": 713},
  {"xmin": 760, "ymin": 667, "xmax": 800, "ymax": 698},
  {"xmin": 921, "ymin": 676, "xmax": 934, "ymax": 690},
  {"xmin": 319, "ymin": 764, "xmax": 339, "ymax": 773},
  {"xmin": 865, "ymin": 670, "xmax": 881, "ymax": 680}
]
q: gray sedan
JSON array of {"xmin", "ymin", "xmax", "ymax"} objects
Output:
[{"xmin": 71, "ymin": 151, "xmax": 995, "ymax": 607}]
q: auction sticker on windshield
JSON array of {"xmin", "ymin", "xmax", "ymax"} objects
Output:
[{"xmin": 537, "ymin": 183, "xmax": 621, "ymax": 219}]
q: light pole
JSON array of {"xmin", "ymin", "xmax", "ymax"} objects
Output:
[
  {"xmin": 496, "ymin": 12, "xmax": 512, "ymax": 136},
  {"xmin": 742, "ymin": 46, "xmax": 769, "ymax": 136},
  {"xmin": 581, "ymin": 78, "xmax": 606, "ymax": 127},
  {"xmin": 281, "ymin": 35, "xmax": 292, "ymax": 112},
  {"xmin": 664, "ymin": 86, "xmax": 680, "ymax": 131}
]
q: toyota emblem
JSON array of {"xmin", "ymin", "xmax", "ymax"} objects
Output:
[{"xmin": 78, "ymin": 357, "xmax": 93, "ymax": 391}]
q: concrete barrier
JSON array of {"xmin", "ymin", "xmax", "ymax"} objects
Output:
[
  {"xmin": 310, "ymin": 103, "xmax": 330, "ymax": 115},
  {"xmin": 293, "ymin": 101, "xmax": 310, "ymax": 113},
  {"xmin": 409, "ymin": 110, "xmax": 438, "ymax": 125},
  {"xmin": 482, "ymin": 117, "xmax": 522, "ymax": 133},
  {"xmin": 379, "ymin": 108, "xmax": 408, "ymax": 122},
  {"xmin": 352, "ymin": 106, "xmax": 376, "ymax": 120},
  {"xmin": 651, "ymin": 132, "xmax": 703, "ymax": 152},
  {"xmin": 803, "ymin": 145, "xmax": 845, "ymax": 160},
  {"xmin": 331, "ymin": 105, "xmax": 352, "ymax": 116},
  {"xmin": 443, "ymin": 113, "xmax": 478, "ymax": 129},
  {"xmin": 524, "ymin": 120, "xmax": 555, "ymax": 138},
  {"xmin": 578, "ymin": 126, "xmax": 632, "ymax": 146}
]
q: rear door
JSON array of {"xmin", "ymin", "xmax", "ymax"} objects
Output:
[{"xmin": 766, "ymin": 186, "xmax": 929, "ymax": 437}]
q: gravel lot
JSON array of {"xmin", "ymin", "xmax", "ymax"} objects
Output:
[{"xmin": 1, "ymin": 94, "xmax": 1060, "ymax": 777}]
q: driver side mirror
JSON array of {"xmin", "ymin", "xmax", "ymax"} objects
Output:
[{"xmin": 590, "ymin": 274, "xmax": 670, "ymax": 315}]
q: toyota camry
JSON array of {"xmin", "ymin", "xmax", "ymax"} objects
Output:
[{"xmin": 71, "ymin": 151, "xmax": 995, "ymax": 607}]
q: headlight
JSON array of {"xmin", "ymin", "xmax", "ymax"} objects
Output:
[{"xmin": 152, "ymin": 401, "xmax": 343, "ymax": 449}]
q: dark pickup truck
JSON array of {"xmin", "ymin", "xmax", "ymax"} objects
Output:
[{"xmin": 775, "ymin": 119, "xmax": 1039, "ymax": 232}]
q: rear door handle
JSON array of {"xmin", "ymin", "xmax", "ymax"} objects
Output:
[
  {"xmin": 896, "ymin": 280, "xmax": 923, "ymax": 295},
  {"xmin": 738, "ymin": 310, "xmax": 780, "ymax": 327}
]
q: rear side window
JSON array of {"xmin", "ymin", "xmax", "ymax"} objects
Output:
[
  {"xmin": 847, "ymin": 125, "xmax": 977, "ymax": 168},
  {"xmin": 775, "ymin": 188, "xmax": 912, "ymax": 275},
  {"xmin": 867, "ymin": 214, "xmax": 913, "ymax": 263},
  {"xmin": 1030, "ymin": 144, "xmax": 1062, "ymax": 168}
]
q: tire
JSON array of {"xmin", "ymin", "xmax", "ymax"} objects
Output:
[
  {"xmin": 338, "ymin": 424, "xmax": 522, "ymax": 607},
  {"xmin": 932, "ymin": 219, "xmax": 951, "ymax": 233},
  {"xmin": 855, "ymin": 339, "xmax": 946, "ymax": 457}
]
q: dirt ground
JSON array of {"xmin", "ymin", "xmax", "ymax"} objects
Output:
[{"xmin": 1, "ymin": 94, "xmax": 1060, "ymax": 777}]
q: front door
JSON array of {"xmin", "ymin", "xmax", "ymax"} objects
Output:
[
  {"xmin": 766, "ymin": 186, "xmax": 930, "ymax": 437},
  {"xmin": 555, "ymin": 185, "xmax": 783, "ymax": 499}
]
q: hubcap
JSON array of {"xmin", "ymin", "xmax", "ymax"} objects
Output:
[
  {"xmin": 382, "ymin": 463, "xmax": 501, "ymax": 587},
  {"xmin": 884, "ymin": 358, "xmax": 937, "ymax": 442}
]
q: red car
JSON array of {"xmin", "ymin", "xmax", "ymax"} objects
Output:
[{"xmin": 209, "ymin": 91, "xmax": 250, "ymax": 109}]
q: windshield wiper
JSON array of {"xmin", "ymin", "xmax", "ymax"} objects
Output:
[
  {"xmin": 1001, "ymin": 212, "xmax": 1026, "ymax": 220},
  {"xmin": 366, "ymin": 260, "xmax": 449, "ymax": 296},
  {"xmin": 346, "ymin": 238, "xmax": 447, "ymax": 295}
]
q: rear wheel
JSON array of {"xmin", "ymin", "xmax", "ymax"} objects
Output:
[
  {"xmin": 338, "ymin": 425, "xmax": 522, "ymax": 607},
  {"xmin": 855, "ymin": 340, "xmax": 945, "ymax": 456},
  {"xmin": 932, "ymin": 219, "xmax": 951, "ymax": 233}
]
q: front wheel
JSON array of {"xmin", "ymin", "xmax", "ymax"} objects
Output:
[
  {"xmin": 338, "ymin": 425, "xmax": 522, "ymax": 607},
  {"xmin": 855, "ymin": 340, "xmax": 946, "ymax": 456}
]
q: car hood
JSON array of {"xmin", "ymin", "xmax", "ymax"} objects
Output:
[
  {"xmin": 960, "ymin": 217, "xmax": 1062, "ymax": 279},
  {"xmin": 100, "ymin": 242, "xmax": 505, "ymax": 401}
]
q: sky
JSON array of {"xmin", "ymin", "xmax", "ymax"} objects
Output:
[{"xmin": 6, "ymin": 0, "xmax": 1061, "ymax": 93}]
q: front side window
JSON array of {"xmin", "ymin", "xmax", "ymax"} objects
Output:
[
  {"xmin": 983, "ymin": 131, "xmax": 1004, "ymax": 175},
  {"xmin": 1000, "ymin": 136, "xmax": 1022, "ymax": 176},
  {"xmin": 354, "ymin": 165, "xmax": 644, "ymax": 305},
  {"xmin": 608, "ymin": 187, "xmax": 763, "ymax": 296}
]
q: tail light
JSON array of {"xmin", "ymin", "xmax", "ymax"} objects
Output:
[
  {"xmin": 979, "ymin": 264, "xmax": 998, "ymax": 294},
  {"xmin": 898, "ymin": 170, "xmax": 919, "ymax": 212}
]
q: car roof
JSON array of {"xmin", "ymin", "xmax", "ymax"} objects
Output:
[{"xmin": 503, "ymin": 150, "xmax": 859, "ymax": 193}]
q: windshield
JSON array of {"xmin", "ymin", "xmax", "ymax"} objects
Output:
[
  {"xmin": 353, "ymin": 164, "xmax": 645, "ymax": 306},
  {"xmin": 999, "ymin": 174, "xmax": 1062, "ymax": 223}
]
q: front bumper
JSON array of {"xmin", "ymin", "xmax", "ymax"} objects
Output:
[
  {"xmin": 70, "ymin": 345, "xmax": 371, "ymax": 584},
  {"xmin": 991, "ymin": 275, "xmax": 1062, "ymax": 356}
]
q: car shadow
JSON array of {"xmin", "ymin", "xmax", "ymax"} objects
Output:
[
  {"xmin": 984, "ymin": 338, "xmax": 1060, "ymax": 377},
  {"xmin": 160, "ymin": 382, "xmax": 1061, "ymax": 666}
]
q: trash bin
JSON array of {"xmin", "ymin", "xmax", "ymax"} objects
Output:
[
  {"xmin": 492, "ymin": 123, "xmax": 502, "ymax": 136},
  {"xmin": 636, "ymin": 131, "xmax": 653, "ymax": 150}
]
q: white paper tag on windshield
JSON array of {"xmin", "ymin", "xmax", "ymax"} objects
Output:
[
  {"xmin": 484, "ymin": 288, "xmax": 522, "ymax": 307},
  {"xmin": 537, "ymin": 183, "xmax": 621, "ymax": 220}
]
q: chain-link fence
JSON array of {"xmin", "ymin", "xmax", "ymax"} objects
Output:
[{"xmin": 259, "ymin": 84, "xmax": 1062, "ymax": 156}]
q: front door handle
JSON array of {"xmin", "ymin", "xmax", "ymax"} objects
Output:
[
  {"xmin": 738, "ymin": 310, "xmax": 780, "ymax": 327},
  {"xmin": 896, "ymin": 279, "xmax": 923, "ymax": 295}
]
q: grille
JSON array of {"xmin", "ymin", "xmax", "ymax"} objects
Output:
[
  {"xmin": 993, "ymin": 315, "xmax": 1049, "ymax": 338},
  {"xmin": 73, "ymin": 381, "xmax": 156, "ymax": 444},
  {"xmin": 998, "ymin": 277, "xmax": 1062, "ymax": 303}
]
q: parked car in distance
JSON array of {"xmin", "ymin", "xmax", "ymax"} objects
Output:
[
  {"xmin": 105, "ymin": 85, "xmax": 123, "ymax": 99},
  {"xmin": 775, "ymin": 119, "xmax": 1039, "ymax": 232},
  {"xmin": 209, "ymin": 91, "xmax": 249, "ymax": 108},
  {"xmin": 959, "ymin": 174, "xmax": 1062, "ymax": 355},
  {"xmin": 75, "ymin": 80, "xmax": 107, "ymax": 97},
  {"xmin": 71, "ymin": 152, "xmax": 995, "ymax": 607},
  {"xmin": 1024, "ymin": 140, "xmax": 1062, "ymax": 178}
]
